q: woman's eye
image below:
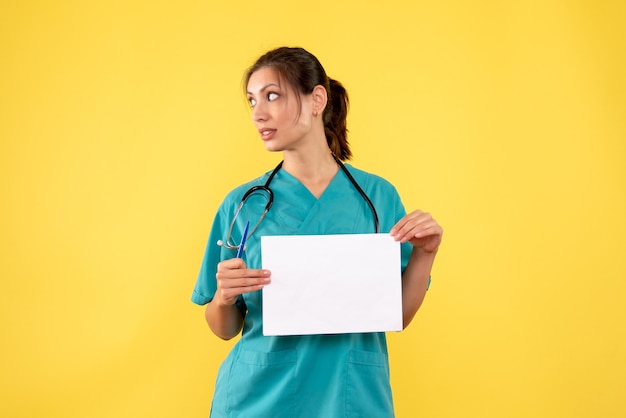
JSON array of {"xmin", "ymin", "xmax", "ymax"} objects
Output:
[
  {"xmin": 268, "ymin": 92, "xmax": 279, "ymax": 101},
  {"xmin": 248, "ymin": 98, "xmax": 257, "ymax": 108}
]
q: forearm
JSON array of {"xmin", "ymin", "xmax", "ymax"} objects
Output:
[
  {"xmin": 205, "ymin": 297, "xmax": 245, "ymax": 340},
  {"xmin": 401, "ymin": 248, "xmax": 437, "ymax": 329}
]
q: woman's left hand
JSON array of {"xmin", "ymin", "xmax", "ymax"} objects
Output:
[{"xmin": 390, "ymin": 210, "xmax": 443, "ymax": 253}]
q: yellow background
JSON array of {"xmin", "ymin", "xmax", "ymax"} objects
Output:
[{"xmin": 1, "ymin": 1, "xmax": 625, "ymax": 417}]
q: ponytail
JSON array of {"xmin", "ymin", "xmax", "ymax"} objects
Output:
[{"xmin": 324, "ymin": 78, "xmax": 351, "ymax": 161}]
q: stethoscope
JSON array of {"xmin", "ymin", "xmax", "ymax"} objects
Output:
[{"xmin": 217, "ymin": 155, "xmax": 380, "ymax": 250}]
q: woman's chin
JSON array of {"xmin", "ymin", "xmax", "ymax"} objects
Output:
[{"xmin": 262, "ymin": 142, "xmax": 283, "ymax": 153}]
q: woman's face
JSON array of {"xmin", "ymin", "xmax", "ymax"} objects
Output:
[{"xmin": 246, "ymin": 67, "xmax": 315, "ymax": 153}]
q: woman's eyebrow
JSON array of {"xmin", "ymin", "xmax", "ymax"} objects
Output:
[{"xmin": 247, "ymin": 83, "xmax": 281, "ymax": 95}]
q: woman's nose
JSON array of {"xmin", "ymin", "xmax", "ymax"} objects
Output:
[{"xmin": 251, "ymin": 102, "xmax": 268, "ymax": 121}]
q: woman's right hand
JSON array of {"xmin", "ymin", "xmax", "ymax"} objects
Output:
[{"xmin": 213, "ymin": 258, "xmax": 271, "ymax": 306}]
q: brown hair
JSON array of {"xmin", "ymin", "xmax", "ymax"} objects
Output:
[{"xmin": 243, "ymin": 47, "xmax": 351, "ymax": 160}]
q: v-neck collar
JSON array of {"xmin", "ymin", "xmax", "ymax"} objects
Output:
[
  {"xmin": 277, "ymin": 164, "xmax": 344, "ymax": 201},
  {"xmin": 257, "ymin": 163, "xmax": 366, "ymax": 236}
]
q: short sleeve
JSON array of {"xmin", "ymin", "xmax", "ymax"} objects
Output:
[
  {"xmin": 191, "ymin": 202, "xmax": 248, "ymax": 315},
  {"xmin": 191, "ymin": 208, "xmax": 227, "ymax": 305}
]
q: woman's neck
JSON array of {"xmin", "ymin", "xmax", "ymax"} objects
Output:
[{"xmin": 281, "ymin": 146, "xmax": 339, "ymax": 198}]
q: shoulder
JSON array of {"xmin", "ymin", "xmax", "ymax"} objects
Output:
[
  {"xmin": 219, "ymin": 167, "xmax": 277, "ymax": 209},
  {"xmin": 343, "ymin": 164, "xmax": 398, "ymax": 193}
]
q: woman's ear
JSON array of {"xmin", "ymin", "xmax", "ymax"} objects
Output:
[{"xmin": 312, "ymin": 85, "xmax": 328, "ymax": 116}]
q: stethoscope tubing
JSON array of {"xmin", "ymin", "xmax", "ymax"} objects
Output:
[{"xmin": 218, "ymin": 157, "xmax": 379, "ymax": 250}]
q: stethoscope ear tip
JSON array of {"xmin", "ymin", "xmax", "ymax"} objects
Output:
[{"xmin": 216, "ymin": 240, "xmax": 224, "ymax": 247}]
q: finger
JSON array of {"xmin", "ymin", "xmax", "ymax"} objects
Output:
[
  {"xmin": 217, "ymin": 267, "xmax": 271, "ymax": 281},
  {"xmin": 413, "ymin": 221, "xmax": 442, "ymax": 238},
  {"xmin": 216, "ymin": 282, "xmax": 267, "ymax": 303},
  {"xmin": 392, "ymin": 215, "xmax": 434, "ymax": 241},
  {"xmin": 390, "ymin": 210, "xmax": 424, "ymax": 234},
  {"xmin": 215, "ymin": 274, "xmax": 271, "ymax": 302},
  {"xmin": 396, "ymin": 220, "xmax": 440, "ymax": 243},
  {"xmin": 217, "ymin": 257, "xmax": 269, "ymax": 276},
  {"xmin": 391, "ymin": 211, "xmax": 432, "ymax": 233},
  {"xmin": 218, "ymin": 257, "xmax": 247, "ymax": 271},
  {"xmin": 217, "ymin": 275, "xmax": 271, "ymax": 290}
]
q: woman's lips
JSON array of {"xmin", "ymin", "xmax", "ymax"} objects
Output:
[{"xmin": 259, "ymin": 129, "xmax": 276, "ymax": 141}]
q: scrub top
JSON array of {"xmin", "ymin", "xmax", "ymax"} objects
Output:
[{"xmin": 192, "ymin": 164, "xmax": 412, "ymax": 418}]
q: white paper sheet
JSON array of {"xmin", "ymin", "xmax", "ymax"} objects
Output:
[{"xmin": 261, "ymin": 233, "xmax": 402, "ymax": 336}]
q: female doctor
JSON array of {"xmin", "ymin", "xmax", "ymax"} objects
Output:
[{"xmin": 192, "ymin": 46, "xmax": 442, "ymax": 417}]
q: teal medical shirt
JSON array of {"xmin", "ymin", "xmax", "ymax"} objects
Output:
[{"xmin": 192, "ymin": 164, "xmax": 412, "ymax": 418}]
